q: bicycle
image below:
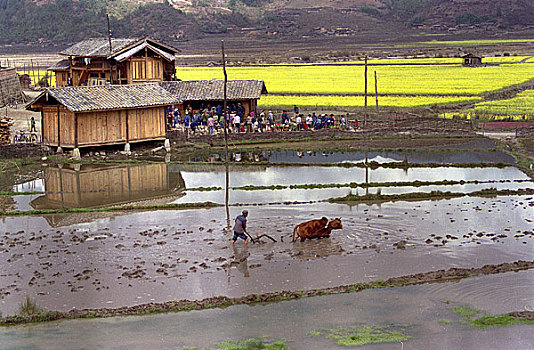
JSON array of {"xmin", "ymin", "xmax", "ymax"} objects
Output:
[
  {"xmin": 12, "ymin": 129, "xmax": 38, "ymax": 144},
  {"xmin": 12, "ymin": 130, "xmax": 27, "ymax": 144}
]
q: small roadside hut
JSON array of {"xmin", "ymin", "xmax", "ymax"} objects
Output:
[
  {"xmin": 27, "ymin": 83, "xmax": 181, "ymax": 151},
  {"xmin": 49, "ymin": 36, "xmax": 180, "ymax": 87},
  {"xmin": 160, "ymin": 80, "xmax": 267, "ymax": 116},
  {"xmin": 0, "ymin": 67, "xmax": 25, "ymax": 107},
  {"xmin": 461, "ymin": 54, "xmax": 483, "ymax": 67}
]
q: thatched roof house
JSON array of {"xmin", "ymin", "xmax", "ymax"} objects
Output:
[{"xmin": 0, "ymin": 67, "xmax": 24, "ymax": 107}]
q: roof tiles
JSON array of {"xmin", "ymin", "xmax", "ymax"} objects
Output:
[
  {"xmin": 60, "ymin": 38, "xmax": 139, "ymax": 57},
  {"xmin": 160, "ymin": 80, "xmax": 267, "ymax": 101},
  {"xmin": 31, "ymin": 84, "xmax": 181, "ymax": 112}
]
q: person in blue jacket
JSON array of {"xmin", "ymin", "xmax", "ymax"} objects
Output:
[{"xmin": 232, "ymin": 210, "xmax": 249, "ymax": 245}]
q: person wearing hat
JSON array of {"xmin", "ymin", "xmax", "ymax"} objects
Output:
[{"xmin": 232, "ymin": 210, "xmax": 249, "ymax": 245}]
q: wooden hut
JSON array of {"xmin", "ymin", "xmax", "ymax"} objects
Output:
[
  {"xmin": 461, "ymin": 54, "xmax": 483, "ymax": 67},
  {"xmin": 160, "ymin": 80, "xmax": 267, "ymax": 116},
  {"xmin": 0, "ymin": 67, "xmax": 25, "ymax": 107},
  {"xmin": 27, "ymin": 83, "xmax": 181, "ymax": 150},
  {"xmin": 49, "ymin": 36, "xmax": 180, "ymax": 87}
]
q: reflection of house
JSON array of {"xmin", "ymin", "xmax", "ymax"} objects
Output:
[
  {"xmin": 160, "ymin": 80, "xmax": 267, "ymax": 116},
  {"xmin": 462, "ymin": 54, "xmax": 483, "ymax": 67},
  {"xmin": 31, "ymin": 163, "xmax": 185, "ymax": 210},
  {"xmin": 49, "ymin": 37, "xmax": 180, "ymax": 87},
  {"xmin": 27, "ymin": 84, "xmax": 180, "ymax": 148}
]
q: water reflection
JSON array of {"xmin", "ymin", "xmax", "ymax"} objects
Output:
[
  {"xmin": 184, "ymin": 150, "xmax": 516, "ymax": 165},
  {"xmin": 229, "ymin": 245, "xmax": 250, "ymax": 278},
  {"xmin": 178, "ymin": 165, "xmax": 527, "ymax": 189},
  {"xmin": 30, "ymin": 163, "xmax": 185, "ymax": 210},
  {"xmin": 291, "ymin": 238, "xmax": 345, "ymax": 260},
  {"xmin": 18, "ymin": 163, "xmax": 186, "ymax": 227}
]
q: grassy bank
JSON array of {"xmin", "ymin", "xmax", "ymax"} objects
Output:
[{"xmin": 328, "ymin": 188, "xmax": 534, "ymax": 204}]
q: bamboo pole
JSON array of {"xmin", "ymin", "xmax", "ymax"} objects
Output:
[
  {"xmin": 364, "ymin": 56, "xmax": 368, "ymax": 127},
  {"xmin": 374, "ymin": 71, "xmax": 379, "ymax": 116},
  {"xmin": 222, "ymin": 40, "xmax": 229, "ymax": 164},
  {"xmin": 222, "ymin": 40, "xmax": 230, "ymax": 230},
  {"xmin": 31, "ymin": 59, "xmax": 35, "ymax": 87}
]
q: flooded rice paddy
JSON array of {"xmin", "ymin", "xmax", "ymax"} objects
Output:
[
  {"xmin": 2, "ymin": 270, "xmax": 534, "ymax": 349},
  {"xmin": 1, "ymin": 147, "xmax": 533, "ymax": 347},
  {"xmin": 1, "ymin": 194, "xmax": 534, "ymax": 315},
  {"xmin": 187, "ymin": 149, "xmax": 516, "ymax": 165}
]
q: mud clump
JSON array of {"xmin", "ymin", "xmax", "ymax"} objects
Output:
[
  {"xmin": 121, "ymin": 269, "xmax": 146, "ymax": 279},
  {"xmin": 508, "ymin": 311, "xmax": 534, "ymax": 320}
]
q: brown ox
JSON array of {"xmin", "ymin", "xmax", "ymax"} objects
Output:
[{"xmin": 293, "ymin": 217, "xmax": 342, "ymax": 242}]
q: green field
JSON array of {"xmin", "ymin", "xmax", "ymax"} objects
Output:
[
  {"xmin": 337, "ymin": 56, "xmax": 531, "ymax": 65},
  {"xmin": 418, "ymin": 39, "xmax": 534, "ymax": 46}
]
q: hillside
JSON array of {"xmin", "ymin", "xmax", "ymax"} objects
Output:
[{"xmin": 0, "ymin": 0, "xmax": 533, "ymax": 53}]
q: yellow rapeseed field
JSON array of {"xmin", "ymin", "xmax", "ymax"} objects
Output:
[{"xmin": 177, "ymin": 62, "xmax": 534, "ymax": 96}]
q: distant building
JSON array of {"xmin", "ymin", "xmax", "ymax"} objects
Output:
[
  {"xmin": 48, "ymin": 36, "xmax": 180, "ymax": 87},
  {"xmin": 461, "ymin": 54, "xmax": 483, "ymax": 67}
]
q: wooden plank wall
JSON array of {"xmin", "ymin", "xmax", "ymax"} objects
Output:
[
  {"xmin": 43, "ymin": 106, "xmax": 165, "ymax": 147},
  {"xmin": 44, "ymin": 167, "xmax": 77, "ymax": 205},
  {"xmin": 42, "ymin": 106, "xmax": 74, "ymax": 147},
  {"xmin": 78, "ymin": 110, "xmax": 126, "ymax": 146},
  {"xmin": 128, "ymin": 107, "xmax": 165, "ymax": 141}
]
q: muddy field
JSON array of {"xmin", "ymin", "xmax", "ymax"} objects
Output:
[
  {"xmin": 0, "ymin": 130, "xmax": 534, "ymax": 350},
  {"xmin": 1, "ymin": 133, "xmax": 533, "ymax": 317}
]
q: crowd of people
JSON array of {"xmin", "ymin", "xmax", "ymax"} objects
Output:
[{"xmin": 166, "ymin": 104, "xmax": 356, "ymax": 135}]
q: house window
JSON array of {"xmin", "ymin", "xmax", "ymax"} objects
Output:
[
  {"xmin": 147, "ymin": 60, "xmax": 162, "ymax": 80},
  {"xmin": 132, "ymin": 60, "xmax": 146, "ymax": 80}
]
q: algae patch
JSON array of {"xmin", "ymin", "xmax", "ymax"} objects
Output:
[
  {"xmin": 187, "ymin": 338, "xmax": 289, "ymax": 350},
  {"xmin": 310, "ymin": 324, "xmax": 411, "ymax": 347},
  {"xmin": 448, "ymin": 304, "xmax": 534, "ymax": 329},
  {"xmin": 452, "ymin": 305, "xmax": 484, "ymax": 318},
  {"xmin": 470, "ymin": 314, "xmax": 534, "ymax": 329}
]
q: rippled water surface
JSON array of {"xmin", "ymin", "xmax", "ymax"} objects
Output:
[
  {"xmin": 2, "ymin": 152, "xmax": 533, "ymax": 348},
  {"xmin": 2, "ymin": 270, "xmax": 534, "ymax": 350}
]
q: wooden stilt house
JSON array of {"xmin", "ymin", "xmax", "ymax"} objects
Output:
[
  {"xmin": 27, "ymin": 84, "xmax": 181, "ymax": 148},
  {"xmin": 49, "ymin": 36, "xmax": 180, "ymax": 87}
]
